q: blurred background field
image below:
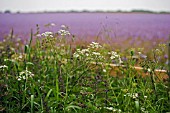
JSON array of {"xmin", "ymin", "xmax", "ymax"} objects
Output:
[{"xmin": 0, "ymin": 13, "xmax": 169, "ymax": 53}]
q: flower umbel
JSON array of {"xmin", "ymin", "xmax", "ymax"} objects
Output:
[
  {"xmin": 17, "ymin": 69, "xmax": 34, "ymax": 81},
  {"xmin": 41, "ymin": 32, "xmax": 53, "ymax": 38},
  {"xmin": 58, "ymin": 25, "xmax": 71, "ymax": 36}
]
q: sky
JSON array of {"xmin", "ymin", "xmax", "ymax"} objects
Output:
[{"xmin": 0, "ymin": 0, "xmax": 170, "ymax": 13}]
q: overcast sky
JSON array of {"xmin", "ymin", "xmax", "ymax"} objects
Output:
[{"xmin": 1, "ymin": 0, "xmax": 170, "ymax": 12}]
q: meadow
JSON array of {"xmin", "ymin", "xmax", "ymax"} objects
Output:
[{"xmin": 0, "ymin": 13, "xmax": 170, "ymax": 112}]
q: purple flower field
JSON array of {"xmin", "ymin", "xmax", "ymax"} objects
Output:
[{"xmin": 0, "ymin": 13, "xmax": 170, "ymax": 41}]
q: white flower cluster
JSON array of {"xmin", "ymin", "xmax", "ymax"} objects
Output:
[
  {"xmin": 41, "ymin": 32, "xmax": 53, "ymax": 38},
  {"xmin": 104, "ymin": 107, "xmax": 121, "ymax": 112},
  {"xmin": 73, "ymin": 46, "xmax": 104, "ymax": 61},
  {"xmin": 124, "ymin": 93, "xmax": 138, "ymax": 99},
  {"xmin": 17, "ymin": 69, "xmax": 34, "ymax": 81},
  {"xmin": 58, "ymin": 29, "xmax": 70, "ymax": 36},
  {"xmin": 0, "ymin": 65, "xmax": 8, "ymax": 69},
  {"xmin": 108, "ymin": 51, "xmax": 123, "ymax": 64},
  {"xmin": 73, "ymin": 48, "xmax": 89, "ymax": 58},
  {"xmin": 91, "ymin": 51, "xmax": 104, "ymax": 60},
  {"xmin": 58, "ymin": 25, "xmax": 70, "ymax": 36},
  {"xmin": 88, "ymin": 42, "xmax": 102, "ymax": 49}
]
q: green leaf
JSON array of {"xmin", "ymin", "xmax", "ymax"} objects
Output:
[{"xmin": 45, "ymin": 89, "xmax": 53, "ymax": 101}]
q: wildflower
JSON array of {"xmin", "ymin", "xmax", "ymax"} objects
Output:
[
  {"xmin": 132, "ymin": 93, "xmax": 138, "ymax": 99},
  {"xmin": 0, "ymin": 65, "xmax": 8, "ymax": 69},
  {"xmin": 103, "ymin": 69, "xmax": 106, "ymax": 73},
  {"xmin": 36, "ymin": 34, "xmax": 41, "ymax": 37},
  {"xmin": 41, "ymin": 32, "xmax": 53, "ymax": 37},
  {"xmin": 4, "ymin": 58, "xmax": 16, "ymax": 63},
  {"xmin": 58, "ymin": 29, "xmax": 70, "ymax": 36},
  {"xmin": 85, "ymin": 53, "xmax": 89, "ymax": 56},
  {"xmin": 50, "ymin": 23, "xmax": 56, "ymax": 26},
  {"xmin": 125, "ymin": 92, "xmax": 138, "ymax": 99},
  {"xmin": 61, "ymin": 25, "xmax": 66, "ymax": 29},
  {"xmin": 81, "ymin": 49, "xmax": 89, "ymax": 53},
  {"xmin": 16, "ymin": 69, "xmax": 34, "ymax": 81},
  {"xmin": 89, "ymin": 42, "xmax": 102, "ymax": 49},
  {"xmin": 17, "ymin": 76, "xmax": 22, "ymax": 81},
  {"xmin": 144, "ymin": 96, "xmax": 147, "ymax": 99},
  {"xmin": 73, "ymin": 53, "xmax": 80, "ymax": 58},
  {"xmin": 164, "ymin": 54, "xmax": 168, "ymax": 59},
  {"xmin": 92, "ymin": 52, "xmax": 100, "ymax": 56},
  {"xmin": 109, "ymin": 51, "xmax": 122, "ymax": 64},
  {"xmin": 165, "ymin": 60, "xmax": 168, "ymax": 65},
  {"xmin": 104, "ymin": 107, "xmax": 121, "ymax": 112},
  {"xmin": 18, "ymin": 54, "xmax": 23, "ymax": 59},
  {"xmin": 109, "ymin": 51, "xmax": 119, "ymax": 59},
  {"xmin": 147, "ymin": 68, "xmax": 151, "ymax": 72}
]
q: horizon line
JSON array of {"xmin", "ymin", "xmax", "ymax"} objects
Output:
[{"xmin": 1, "ymin": 9, "xmax": 170, "ymax": 14}]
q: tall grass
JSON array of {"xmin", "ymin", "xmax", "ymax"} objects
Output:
[{"xmin": 0, "ymin": 25, "xmax": 169, "ymax": 112}]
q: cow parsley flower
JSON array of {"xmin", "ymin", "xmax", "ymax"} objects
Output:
[
  {"xmin": 88, "ymin": 42, "xmax": 102, "ymax": 49},
  {"xmin": 0, "ymin": 65, "xmax": 8, "ymax": 69},
  {"xmin": 58, "ymin": 29, "xmax": 70, "ymax": 36},
  {"xmin": 108, "ymin": 51, "xmax": 123, "ymax": 64},
  {"xmin": 58, "ymin": 25, "xmax": 70, "ymax": 36},
  {"xmin": 41, "ymin": 32, "xmax": 53, "ymax": 37},
  {"xmin": 103, "ymin": 69, "xmax": 107, "ymax": 73},
  {"xmin": 147, "ymin": 68, "xmax": 151, "ymax": 72},
  {"xmin": 61, "ymin": 25, "xmax": 67, "ymax": 29},
  {"xmin": 17, "ymin": 69, "xmax": 34, "ymax": 81},
  {"xmin": 124, "ymin": 92, "xmax": 139, "ymax": 99}
]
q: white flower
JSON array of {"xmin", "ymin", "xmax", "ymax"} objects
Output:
[
  {"xmin": 103, "ymin": 69, "xmax": 106, "ymax": 73},
  {"xmin": 85, "ymin": 53, "xmax": 89, "ymax": 56},
  {"xmin": 89, "ymin": 42, "xmax": 102, "ymax": 49},
  {"xmin": 61, "ymin": 25, "xmax": 66, "ymax": 28},
  {"xmin": 144, "ymin": 96, "xmax": 147, "ymax": 99},
  {"xmin": 92, "ymin": 52, "xmax": 100, "ymax": 56},
  {"xmin": 125, "ymin": 93, "xmax": 138, "ymax": 99},
  {"xmin": 104, "ymin": 107, "xmax": 121, "ymax": 112},
  {"xmin": 0, "ymin": 65, "xmax": 8, "ymax": 69},
  {"xmin": 58, "ymin": 29, "xmax": 70, "ymax": 36},
  {"xmin": 132, "ymin": 93, "xmax": 138, "ymax": 99},
  {"xmin": 36, "ymin": 34, "xmax": 41, "ymax": 37},
  {"xmin": 73, "ymin": 53, "xmax": 79, "ymax": 58},
  {"xmin": 82, "ymin": 49, "xmax": 89, "ymax": 53},
  {"xmin": 17, "ymin": 69, "xmax": 34, "ymax": 81},
  {"xmin": 50, "ymin": 23, "xmax": 56, "ymax": 26},
  {"xmin": 41, "ymin": 32, "xmax": 53, "ymax": 37},
  {"xmin": 109, "ymin": 51, "xmax": 119, "ymax": 60},
  {"xmin": 17, "ymin": 76, "xmax": 22, "ymax": 81},
  {"xmin": 147, "ymin": 68, "xmax": 151, "ymax": 72},
  {"xmin": 19, "ymin": 54, "xmax": 23, "ymax": 59},
  {"xmin": 49, "ymin": 35, "xmax": 53, "ymax": 38},
  {"xmin": 110, "ymin": 56, "xmax": 116, "ymax": 60}
]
